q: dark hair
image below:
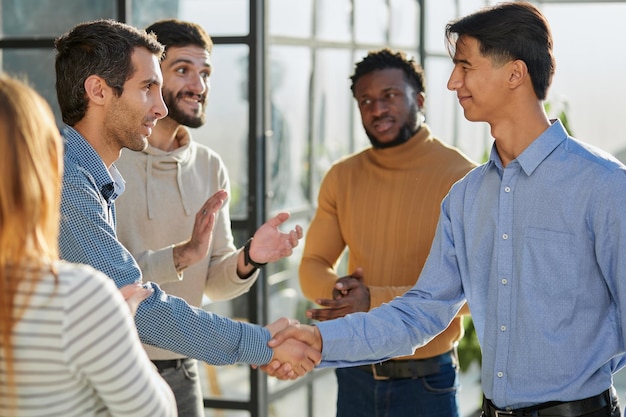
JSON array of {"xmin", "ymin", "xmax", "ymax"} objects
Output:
[
  {"xmin": 445, "ymin": 2, "xmax": 555, "ymax": 100},
  {"xmin": 146, "ymin": 19, "xmax": 213, "ymax": 53},
  {"xmin": 350, "ymin": 48, "xmax": 425, "ymax": 96},
  {"xmin": 54, "ymin": 19, "xmax": 164, "ymax": 126}
]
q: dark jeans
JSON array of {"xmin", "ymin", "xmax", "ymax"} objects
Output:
[
  {"xmin": 155, "ymin": 358, "xmax": 204, "ymax": 417},
  {"xmin": 335, "ymin": 360, "xmax": 460, "ymax": 417}
]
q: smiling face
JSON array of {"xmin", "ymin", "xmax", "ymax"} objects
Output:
[
  {"xmin": 447, "ymin": 36, "xmax": 512, "ymax": 124},
  {"xmin": 160, "ymin": 45, "xmax": 212, "ymax": 128},
  {"xmin": 104, "ymin": 46, "xmax": 167, "ymax": 152},
  {"xmin": 354, "ymin": 68, "xmax": 422, "ymax": 149}
]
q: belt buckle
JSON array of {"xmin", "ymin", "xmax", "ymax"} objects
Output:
[
  {"xmin": 371, "ymin": 364, "xmax": 390, "ymax": 381},
  {"xmin": 494, "ymin": 410, "xmax": 515, "ymax": 417}
]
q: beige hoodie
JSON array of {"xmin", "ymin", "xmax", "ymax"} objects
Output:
[{"xmin": 115, "ymin": 129, "xmax": 257, "ymax": 360}]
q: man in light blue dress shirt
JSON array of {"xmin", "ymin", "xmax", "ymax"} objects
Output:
[{"xmin": 269, "ymin": 3, "xmax": 625, "ymax": 415}]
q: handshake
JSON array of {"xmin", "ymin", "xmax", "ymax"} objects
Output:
[
  {"xmin": 256, "ymin": 317, "xmax": 324, "ymax": 380},
  {"xmin": 255, "ymin": 268, "xmax": 370, "ymax": 379}
]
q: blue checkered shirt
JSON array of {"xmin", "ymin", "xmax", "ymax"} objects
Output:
[{"xmin": 59, "ymin": 126, "xmax": 272, "ymax": 365}]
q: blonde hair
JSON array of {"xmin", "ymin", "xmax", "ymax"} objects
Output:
[{"xmin": 0, "ymin": 74, "xmax": 63, "ymax": 406}]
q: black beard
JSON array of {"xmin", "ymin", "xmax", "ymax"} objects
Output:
[
  {"xmin": 366, "ymin": 113, "xmax": 420, "ymax": 149},
  {"xmin": 163, "ymin": 89, "xmax": 206, "ymax": 128}
]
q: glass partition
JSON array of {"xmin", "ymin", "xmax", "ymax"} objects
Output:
[
  {"xmin": 1, "ymin": 49, "xmax": 59, "ymax": 121},
  {"xmin": 390, "ymin": 0, "xmax": 420, "ymax": 47},
  {"xmin": 267, "ymin": 46, "xmax": 311, "ymax": 213},
  {"xmin": 196, "ymin": 45, "xmax": 251, "ymax": 219},
  {"xmin": 315, "ymin": 0, "xmax": 352, "ymax": 42},
  {"xmin": 354, "ymin": 0, "xmax": 388, "ymax": 44},
  {"xmin": 269, "ymin": 0, "xmax": 313, "ymax": 37},
  {"xmin": 310, "ymin": 48, "xmax": 353, "ymax": 201},
  {"xmin": 1, "ymin": 0, "xmax": 114, "ymax": 37}
]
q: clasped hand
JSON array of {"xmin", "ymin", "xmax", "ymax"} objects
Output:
[
  {"xmin": 307, "ymin": 267, "xmax": 370, "ymax": 321},
  {"xmin": 257, "ymin": 269, "xmax": 370, "ymax": 379},
  {"xmin": 254, "ymin": 317, "xmax": 322, "ymax": 380}
]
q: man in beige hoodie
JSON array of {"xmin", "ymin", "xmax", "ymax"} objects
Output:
[{"xmin": 115, "ymin": 19, "xmax": 302, "ymax": 417}]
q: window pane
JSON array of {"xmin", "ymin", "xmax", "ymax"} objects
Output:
[
  {"xmin": 194, "ymin": 45, "xmax": 250, "ymax": 218},
  {"xmin": 459, "ymin": 0, "xmax": 492, "ymax": 18},
  {"xmin": 266, "ymin": 216, "xmax": 307, "ymax": 322},
  {"xmin": 130, "ymin": 0, "xmax": 177, "ymax": 29},
  {"xmin": 1, "ymin": 49, "xmax": 60, "ymax": 123},
  {"xmin": 267, "ymin": 46, "xmax": 311, "ymax": 211},
  {"xmin": 543, "ymin": 3, "xmax": 626, "ymax": 159},
  {"xmin": 268, "ymin": 382, "xmax": 308, "ymax": 416},
  {"xmin": 198, "ymin": 361, "xmax": 251, "ymax": 402},
  {"xmin": 311, "ymin": 48, "xmax": 353, "ymax": 201},
  {"xmin": 313, "ymin": 369, "xmax": 338, "ymax": 417},
  {"xmin": 1, "ymin": 0, "xmax": 114, "ymax": 37},
  {"xmin": 316, "ymin": 0, "xmax": 352, "ymax": 42},
  {"xmin": 180, "ymin": 0, "xmax": 249, "ymax": 36},
  {"xmin": 390, "ymin": 0, "xmax": 419, "ymax": 47},
  {"xmin": 352, "ymin": 50, "xmax": 372, "ymax": 152},
  {"xmin": 424, "ymin": 0, "xmax": 456, "ymax": 54},
  {"xmin": 354, "ymin": 0, "xmax": 388, "ymax": 44},
  {"xmin": 424, "ymin": 57, "xmax": 489, "ymax": 163},
  {"xmin": 269, "ymin": 0, "xmax": 313, "ymax": 38},
  {"xmin": 132, "ymin": 0, "xmax": 249, "ymax": 36}
]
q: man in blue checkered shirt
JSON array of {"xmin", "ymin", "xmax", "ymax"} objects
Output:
[{"xmin": 54, "ymin": 19, "xmax": 319, "ymax": 374}]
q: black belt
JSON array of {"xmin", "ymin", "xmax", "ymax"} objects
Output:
[
  {"xmin": 355, "ymin": 350, "xmax": 456, "ymax": 380},
  {"xmin": 151, "ymin": 358, "xmax": 185, "ymax": 371},
  {"xmin": 482, "ymin": 389, "xmax": 611, "ymax": 417}
]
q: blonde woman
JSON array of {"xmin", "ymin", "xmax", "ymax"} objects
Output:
[{"xmin": 0, "ymin": 74, "xmax": 177, "ymax": 417}]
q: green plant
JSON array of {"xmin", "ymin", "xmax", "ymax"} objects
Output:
[
  {"xmin": 545, "ymin": 100, "xmax": 574, "ymax": 135},
  {"xmin": 458, "ymin": 316, "xmax": 482, "ymax": 372}
]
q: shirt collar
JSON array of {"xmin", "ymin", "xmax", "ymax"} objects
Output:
[
  {"xmin": 109, "ymin": 164, "xmax": 125, "ymax": 198},
  {"xmin": 488, "ymin": 119, "xmax": 568, "ymax": 176},
  {"xmin": 62, "ymin": 125, "xmax": 120, "ymax": 202}
]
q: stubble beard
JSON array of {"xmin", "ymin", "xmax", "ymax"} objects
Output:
[{"xmin": 104, "ymin": 102, "xmax": 148, "ymax": 153}]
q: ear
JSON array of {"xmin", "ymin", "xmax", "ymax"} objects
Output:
[
  {"xmin": 83, "ymin": 75, "xmax": 108, "ymax": 106},
  {"xmin": 508, "ymin": 59, "xmax": 528, "ymax": 90},
  {"xmin": 415, "ymin": 91, "xmax": 426, "ymax": 110}
]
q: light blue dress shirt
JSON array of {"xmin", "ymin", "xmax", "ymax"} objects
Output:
[
  {"xmin": 317, "ymin": 120, "xmax": 626, "ymax": 408},
  {"xmin": 59, "ymin": 126, "xmax": 272, "ymax": 366}
]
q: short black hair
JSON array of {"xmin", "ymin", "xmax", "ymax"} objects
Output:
[
  {"xmin": 350, "ymin": 48, "xmax": 425, "ymax": 96},
  {"xmin": 445, "ymin": 2, "xmax": 555, "ymax": 100},
  {"xmin": 146, "ymin": 19, "xmax": 213, "ymax": 53}
]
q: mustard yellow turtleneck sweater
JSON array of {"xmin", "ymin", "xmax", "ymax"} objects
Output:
[{"xmin": 299, "ymin": 124, "xmax": 477, "ymax": 360}]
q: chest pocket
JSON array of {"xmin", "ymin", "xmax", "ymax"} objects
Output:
[{"xmin": 522, "ymin": 227, "xmax": 576, "ymax": 297}]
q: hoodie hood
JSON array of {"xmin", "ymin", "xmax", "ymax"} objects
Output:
[{"xmin": 144, "ymin": 128, "xmax": 193, "ymax": 219}]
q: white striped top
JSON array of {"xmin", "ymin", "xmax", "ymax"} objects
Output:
[{"xmin": 0, "ymin": 261, "xmax": 176, "ymax": 417}]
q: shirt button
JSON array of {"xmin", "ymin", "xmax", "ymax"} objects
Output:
[
  {"xmin": 497, "ymin": 372, "xmax": 504, "ymax": 378},
  {"xmin": 502, "ymin": 233, "xmax": 509, "ymax": 240},
  {"xmin": 500, "ymin": 325, "xmax": 507, "ymax": 331},
  {"xmin": 504, "ymin": 186, "xmax": 511, "ymax": 192},
  {"xmin": 501, "ymin": 278, "xmax": 508, "ymax": 285}
]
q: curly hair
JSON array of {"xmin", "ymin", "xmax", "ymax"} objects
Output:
[{"xmin": 350, "ymin": 48, "xmax": 425, "ymax": 96}]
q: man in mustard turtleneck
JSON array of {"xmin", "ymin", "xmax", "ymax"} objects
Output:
[{"xmin": 299, "ymin": 48, "xmax": 476, "ymax": 417}]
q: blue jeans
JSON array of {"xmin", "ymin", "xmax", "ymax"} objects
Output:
[
  {"xmin": 154, "ymin": 358, "xmax": 204, "ymax": 417},
  {"xmin": 335, "ymin": 356, "xmax": 460, "ymax": 417}
]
